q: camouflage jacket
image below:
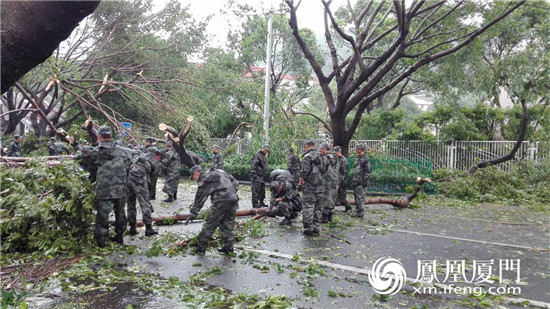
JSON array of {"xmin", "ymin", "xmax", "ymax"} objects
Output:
[
  {"xmin": 211, "ymin": 152, "xmax": 224, "ymax": 170},
  {"xmin": 300, "ymin": 148, "xmax": 324, "ymax": 192},
  {"xmin": 144, "ymin": 146, "xmax": 160, "ymax": 177},
  {"xmin": 270, "ymin": 180, "xmax": 300, "ymax": 206},
  {"xmin": 48, "ymin": 142, "xmax": 70, "ymax": 156},
  {"xmin": 250, "ymin": 150, "xmax": 268, "ymax": 183},
  {"xmin": 270, "ymin": 169, "xmax": 294, "ymax": 184},
  {"xmin": 352, "ymin": 154, "xmax": 371, "ymax": 186},
  {"xmin": 286, "ymin": 153, "xmax": 301, "ymax": 174},
  {"xmin": 129, "ymin": 153, "xmax": 154, "ymax": 184},
  {"xmin": 190, "ymin": 170, "xmax": 239, "ymax": 217},
  {"xmin": 7, "ymin": 141, "xmax": 21, "ymax": 157},
  {"xmin": 321, "ymin": 153, "xmax": 339, "ymax": 187},
  {"xmin": 89, "ymin": 140, "xmax": 132, "ymax": 199},
  {"xmin": 336, "ymin": 155, "xmax": 348, "ymax": 182},
  {"xmin": 161, "ymin": 149, "xmax": 181, "ymax": 179}
]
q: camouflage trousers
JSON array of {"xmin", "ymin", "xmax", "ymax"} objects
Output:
[
  {"xmin": 302, "ymin": 191, "xmax": 323, "ymax": 233},
  {"xmin": 95, "ymin": 198, "xmax": 127, "ymax": 243},
  {"xmin": 162, "ymin": 175, "xmax": 179, "ymax": 196},
  {"xmin": 289, "ymin": 169, "xmax": 300, "ymax": 186},
  {"xmin": 197, "ymin": 202, "xmax": 238, "ymax": 250},
  {"xmin": 270, "ymin": 196, "xmax": 302, "ymax": 219},
  {"xmin": 336, "ymin": 179, "xmax": 349, "ymax": 207},
  {"xmin": 353, "ymin": 184, "xmax": 365, "ymax": 215},
  {"xmin": 322, "ymin": 184, "xmax": 337, "ymax": 215},
  {"xmin": 127, "ymin": 178, "xmax": 153, "ymax": 225},
  {"xmin": 251, "ymin": 180, "xmax": 266, "ymax": 207},
  {"xmin": 148, "ymin": 173, "xmax": 158, "ymax": 199}
]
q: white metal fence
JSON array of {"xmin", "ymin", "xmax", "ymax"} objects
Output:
[{"xmin": 210, "ymin": 138, "xmax": 549, "ymax": 171}]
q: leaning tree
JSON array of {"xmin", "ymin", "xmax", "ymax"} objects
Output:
[{"xmin": 285, "ymin": 0, "xmax": 525, "ymax": 155}]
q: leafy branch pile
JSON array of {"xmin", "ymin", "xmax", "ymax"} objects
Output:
[
  {"xmin": 0, "ymin": 160, "xmax": 95, "ymax": 254},
  {"xmin": 434, "ymin": 158, "xmax": 550, "ymax": 204}
]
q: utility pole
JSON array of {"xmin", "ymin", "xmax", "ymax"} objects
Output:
[{"xmin": 263, "ymin": 15, "xmax": 273, "ymax": 144}]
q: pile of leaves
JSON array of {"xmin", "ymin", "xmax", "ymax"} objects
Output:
[
  {"xmin": 0, "ymin": 160, "xmax": 95, "ymax": 254},
  {"xmin": 434, "ymin": 158, "xmax": 550, "ymax": 205}
]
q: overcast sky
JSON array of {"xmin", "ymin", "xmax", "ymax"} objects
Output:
[{"xmin": 154, "ymin": 0, "xmax": 350, "ymax": 47}]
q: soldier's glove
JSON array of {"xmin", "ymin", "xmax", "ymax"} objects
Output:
[{"xmin": 184, "ymin": 215, "xmax": 196, "ymax": 225}]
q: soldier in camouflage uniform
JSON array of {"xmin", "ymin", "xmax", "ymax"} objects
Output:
[
  {"xmin": 48, "ymin": 137, "xmax": 70, "ymax": 156},
  {"xmin": 127, "ymin": 150, "xmax": 163, "ymax": 236},
  {"xmin": 85, "ymin": 126, "xmax": 132, "ymax": 247},
  {"xmin": 320, "ymin": 143, "xmax": 338, "ymax": 223},
  {"xmin": 286, "ymin": 148, "xmax": 301, "ymax": 186},
  {"xmin": 185, "ymin": 166, "xmax": 239, "ymax": 255},
  {"xmin": 250, "ymin": 144, "xmax": 270, "ymax": 208},
  {"xmin": 351, "ymin": 144, "xmax": 371, "ymax": 218},
  {"xmin": 7, "ymin": 135, "xmax": 22, "ymax": 157},
  {"xmin": 74, "ymin": 143, "xmax": 97, "ymax": 182},
  {"xmin": 161, "ymin": 141, "xmax": 181, "ymax": 202},
  {"xmin": 268, "ymin": 180, "xmax": 302, "ymax": 225},
  {"xmin": 144, "ymin": 137, "xmax": 159, "ymax": 200},
  {"xmin": 334, "ymin": 146, "xmax": 351, "ymax": 212},
  {"xmin": 211, "ymin": 145, "xmax": 224, "ymax": 170},
  {"xmin": 298, "ymin": 139, "xmax": 325, "ymax": 236}
]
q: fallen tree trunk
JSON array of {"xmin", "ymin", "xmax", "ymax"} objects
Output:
[
  {"xmin": 111, "ymin": 208, "xmax": 270, "ymax": 227},
  {"xmin": 159, "ymin": 117, "xmax": 204, "ymax": 168},
  {"xmin": 347, "ymin": 177, "xmax": 431, "ymax": 208}
]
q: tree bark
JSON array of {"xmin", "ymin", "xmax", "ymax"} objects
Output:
[
  {"xmin": 160, "ymin": 117, "xmax": 204, "ymax": 168},
  {"xmin": 1, "ymin": 1, "xmax": 101, "ymax": 93}
]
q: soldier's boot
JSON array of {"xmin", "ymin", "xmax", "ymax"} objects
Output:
[
  {"xmin": 279, "ymin": 217, "xmax": 291, "ymax": 226},
  {"xmin": 218, "ymin": 244, "xmax": 234, "ymax": 255},
  {"xmin": 96, "ymin": 237, "xmax": 106, "ymax": 248},
  {"xmin": 313, "ymin": 227, "xmax": 320, "ymax": 235},
  {"xmin": 320, "ymin": 212, "xmax": 329, "ymax": 224},
  {"xmin": 110, "ymin": 233, "xmax": 124, "ymax": 245},
  {"xmin": 162, "ymin": 195, "xmax": 174, "ymax": 203},
  {"xmin": 328, "ymin": 212, "xmax": 334, "ymax": 222},
  {"xmin": 145, "ymin": 224, "xmax": 158, "ymax": 236},
  {"xmin": 172, "ymin": 193, "xmax": 177, "ymax": 200},
  {"xmin": 343, "ymin": 203, "xmax": 352, "ymax": 212},
  {"xmin": 128, "ymin": 223, "xmax": 138, "ymax": 236},
  {"xmin": 351, "ymin": 212, "xmax": 364, "ymax": 218},
  {"xmin": 289, "ymin": 211, "xmax": 299, "ymax": 219},
  {"xmin": 149, "ymin": 194, "xmax": 156, "ymax": 200},
  {"xmin": 194, "ymin": 244, "xmax": 206, "ymax": 255}
]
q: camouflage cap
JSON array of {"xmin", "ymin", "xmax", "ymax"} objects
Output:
[
  {"xmin": 333, "ymin": 146, "xmax": 341, "ymax": 152},
  {"xmin": 98, "ymin": 125, "xmax": 112, "ymax": 136},
  {"xmin": 81, "ymin": 139, "xmax": 88, "ymax": 144},
  {"xmin": 320, "ymin": 143, "xmax": 331, "ymax": 150},
  {"xmin": 212, "ymin": 144, "xmax": 220, "ymax": 149},
  {"xmin": 14, "ymin": 135, "xmax": 20, "ymax": 139},
  {"xmin": 263, "ymin": 144, "xmax": 270, "ymax": 151},
  {"xmin": 288, "ymin": 147, "xmax": 294, "ymax": 153},
  {"xmin": 270, "ymin": 181, "xmax": 282, "ymax": 192},
  {"xmin": 189, "ymin": 165, "xmax": 203, "ymax": 179},
  {"xmin": 145, "ymin": 137, "xmax": 155, "ymax": 143},
  {"xmin": 154, "ymin": 149, "xmax": 164, "ymax": 158},
  {"xmin": 355, "ymin": 144, "xmax": 365, "ymax": 150},
  {"xmin": 165, "ymin": 141, "xmax": 173, "ymax": 147},
  {"xmin": 50, "ymin": 137, "xmax": 56, "ymax": 141},
  {"xmin": 304, "ymin": 138, "xmax": 315, "ymax": 146}
]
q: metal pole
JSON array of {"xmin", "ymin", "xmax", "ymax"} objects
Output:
[{"xmin": 263, "ymin": 15, "xmax": 273, "ymax": 143}]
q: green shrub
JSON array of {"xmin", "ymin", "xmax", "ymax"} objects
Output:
[
  {"xmin": 0, "ymin": 160, "xmax": 95, "ymax": 254},
  {"xmin": 435, "ymin": 158, "xmax": 550, "ymax": 204}
]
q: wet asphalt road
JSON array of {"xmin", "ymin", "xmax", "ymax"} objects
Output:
[{"xmin": 42, "ymin": 179, "xmax": 550, "ymax": 308}]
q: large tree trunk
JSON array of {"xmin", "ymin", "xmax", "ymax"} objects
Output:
[
  {"xmin": 331, "ymin": 113, "xmax": 351, "ymax": 156},
  {"xmin": 1, "ymin": 1, "xmax": 101, "ymax": 93},
  {"xmin": 160, "ymin": 118, "xmax": 204, "ymax": 168}
]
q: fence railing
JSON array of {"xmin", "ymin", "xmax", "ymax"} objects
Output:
[{"xmin": 210, "ymin": 138, "xmax": 549, "ymax": 171}]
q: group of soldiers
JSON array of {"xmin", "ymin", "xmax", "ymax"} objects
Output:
[
  {"xmin": 73, "ymin": 127, "xmax": 182, "ymax": 248},
  {"xmin": 248, "ymin": 139, "xmax": 371, "ymax": 236},
  {"xmin": 4, "ymin": 130, "xmax": 371, "ymax": 252}
]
